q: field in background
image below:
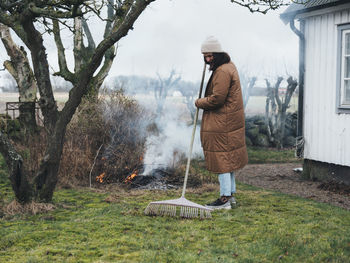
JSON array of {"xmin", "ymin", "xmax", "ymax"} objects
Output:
[
  {"xmin": 0, "ymin": 92, "xmax": 298, "ymax": 117},
  {"xmin": 245, "ymin": 95, "xmax": 298, "ymax": 116}
]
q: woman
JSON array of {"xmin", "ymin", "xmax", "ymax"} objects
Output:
[{"xmin": 195, "ymin": 36, "xmax": 248, "ymax": 210}]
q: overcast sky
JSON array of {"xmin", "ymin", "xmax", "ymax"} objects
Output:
[
  {"xmin": 0, "ymin": 0, "xmax": 299, "ymax": 86},
  {"xmin": 108, "ymin": 0, "xmax": 299, "ymax": 82}
]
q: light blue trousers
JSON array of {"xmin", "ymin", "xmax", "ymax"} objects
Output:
[{"xmin": 218, "ymin": 172, "xmax": 236, "ymax": 196}]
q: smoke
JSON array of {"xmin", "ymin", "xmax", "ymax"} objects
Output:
[
  {"xmin": 136, "ymin": 96, "xmax": 203, "ymax": 175},
  {"xmin": 142, "ymin": 121, "xmax": 203, "ymax": 175},
  {"xmin": 98, "ymin": 88, "xmax": 204, "ymax": 177}
]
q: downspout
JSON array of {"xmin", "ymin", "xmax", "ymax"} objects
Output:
[{"xmin": 290, "ymin": 17, "xmax": 305, "ymax": 158}]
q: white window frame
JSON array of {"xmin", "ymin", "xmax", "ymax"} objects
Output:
[{"xmin": 337, "ymin": 24, "xmax": 350, "ymax": 113}]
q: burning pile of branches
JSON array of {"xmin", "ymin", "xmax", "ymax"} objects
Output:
[
  {"xmin": 59, "ymin": 90, "xmax": 152, "ymax": 187},
  {"xmin": 93, "ymin": 90, "xmax": 149, "ymax": 184},
  {"xmin": 124, "ymin": 170, "xmax": 139, "ymax": 184}
]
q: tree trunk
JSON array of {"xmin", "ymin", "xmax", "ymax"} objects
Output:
[
  {"xmin": 265, "ymin": 78, "xmax": 283, "ymax": 148},
  {"xmin": 21, "ymin": 20, "xmax": 60, "ymax": 202},
  {"xmin": 0, "ymin": 23, "xmax": 37, "ymax": 133},
  {"xmin": 22, "ymin": 22, "xmax": 58, "ymax": 133},
  {"xmin": 33, "ymin": 130, "xmax": 65, "ymax": 201},
  {"xmin": 87, "ymin": 45, "xmax": 116, "ymax": 98},
  {"xmin": 243, "ymin": 76, "xmax": 257, "ymax": 109},
  {"xmin": 265, "ymin": 77, "xmax": 297, "ymax": 149},
  {"xmin": 0, "ymin": 132, "xmax": 32, "ymax": 203},
  {"xmin": 280, "ymin": 77, "xmax": 298, "ymax": 148}
]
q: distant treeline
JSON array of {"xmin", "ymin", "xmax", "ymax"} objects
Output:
[
  {"xmin": 107, "ymin": 75, "xmax": 200, "ymax": 97},
  {"xmin": 1, "ymin": 73, "xmax": 298, "ymax": 97},
  {"xmin": 247, "ymin": 87, "xmax": 298, "ymax": 96}
]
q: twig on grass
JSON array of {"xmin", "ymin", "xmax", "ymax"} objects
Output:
[{"xmin": 89, "ymin": 144, "xmax": 103, "ymax": 188}]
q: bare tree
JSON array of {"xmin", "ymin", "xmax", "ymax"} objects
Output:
[
  {"xmin": 265, "ymin": 76, "xmax": 298, "ymax": 148},
  {"xmin": 0, "ymin": 0, "xmax": 291, "ymax": 204},
  {"xmin": 240, "ymin": 71, "xmax": 257, "ymax": 109},
  {"xmin": 52, "ymin": 0, "xmax": 116, "ymax": 98},
  {"xmin": 0, "ymin": 0, "xmax": 155, "ymax": 203},
  {"xmin": 178, "ymin": 81, "xmax": 198, "ymax": 122},
  {"xmin": 153, "ymin": 69, "xmax": 181, "ymax": 116}
]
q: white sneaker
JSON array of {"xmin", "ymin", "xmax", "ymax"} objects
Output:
[
  {"xmin": 205, "ymin": 197, "xmax": 232, "ymax": 210},
  {"xmin": 229, "ymin": 196, "xmax": 237, "ymax": 206}
]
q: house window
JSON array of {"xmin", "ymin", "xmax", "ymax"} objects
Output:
[{"xmin": 337, "ymin": 24, "xmax": 350, "ymax": 113}]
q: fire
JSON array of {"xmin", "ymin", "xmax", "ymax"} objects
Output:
[
  {"xmin": 96, "ymin": 172, "xmax": 105, "ymax": 183},
  {"xmin": 124, "ymin": 170, "xmax": 138, "ymax": 183}
]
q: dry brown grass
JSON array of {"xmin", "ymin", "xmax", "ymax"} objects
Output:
[
  {"xmin": 186, "ymin": 183, "xmax": 219, "ymax": 194},
  {"xmin": 104, "ymin": 189, "xmax": 146, "ymax": 203},
  {"xmin": 102, "ymin": 183, "xmax": 220, "ymax": 204},
  {"xmin": 58, "ymin": 95, "xmax": 106, "ymax": 187},
  {"xmin": 4, "ymin": 199, "xmax": 55, "ymax": 216}
]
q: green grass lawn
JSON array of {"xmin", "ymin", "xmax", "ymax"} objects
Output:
[
  {"xmin": 247, "ymin": 147, "xmax": 300, "ymax": 164},
  {"xmin": 1, "ymin": 184, "xmax": 350, "ymax": 262},
  {"xmin": 1, "ymin": 151, "xmax": 349, "ymax": 262}
]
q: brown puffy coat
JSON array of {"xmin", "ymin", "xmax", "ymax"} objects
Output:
[{"xmin": 195, "ymin": 62, "xmax": 248, "ymax": 173}]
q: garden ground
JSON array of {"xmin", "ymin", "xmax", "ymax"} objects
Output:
[
  {"xmin": 1, "ymin": 183, "xmax": 350, "ymax": 262},
  {"xmin": 1, "ymin": 159, "xmax": 350, "ymax": 262},
  {"xmin": 1, "ymin": 143, "xmax": 350, "ymax": 262},
  {"xmin": 237, "ymin": 162, "xmax": 350, "ymax": 210}
]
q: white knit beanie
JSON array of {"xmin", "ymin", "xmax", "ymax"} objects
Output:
[{"xmin": 201, "ymin": 36, "xmax": 224, "ymax": 53}]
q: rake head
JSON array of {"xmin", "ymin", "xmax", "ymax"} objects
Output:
[{"xmin": 144, "ymin": 197, "xmax": 213, "ymax": 219}]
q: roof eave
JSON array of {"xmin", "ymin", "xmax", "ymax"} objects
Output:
[{"xmin": 280, "ymin": 0, "xmax": 349, "ymax": 24}]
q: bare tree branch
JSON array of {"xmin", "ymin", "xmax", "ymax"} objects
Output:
[
  {"xmin": 81, "ymin": 18, "xmax": 96, "ymax": 49},
  {"xmin": 0, "ymin": 10, "xmax": 17, "ymax": 29},
  {"xmin": 90, "ymin": 46, "xmax": 116, "ymax": 92},
  {"xmin": 52, "ymin": 19, "xmax": 75, "ymax": 82},
  {"xmin": 60, "ymin": 0, "xmax": 155, "ymax": 123},
  {"xmin": 104, "ymin": 0, "xmax": 115, "ymax": 38},
  {"xmin": 274, "ymin": 76, "xmax": 283, "ymax": 108},
  {"xmin": 82, "ymin": 2, "xmax": 110, "ymax": 22},
  {"xmin": 28, "ymin": 2, "xmax": 84, "ymax": 19},
  {"xmin": 284, "ymin": 76, "xmax": 298, "ymax": 110},
  {"xmin": 74, "ymin": 16, "xmax": 84, "ymax": 72},
  {"xmin": 57, "ymin": 19, "xmax": 75, "ymax": 33},
  {"xmin": 230, "ymin": 0, "xmax": 289, "ymax": 14},
  {"xmin": 0, "ymin": 23, "xmax": 37, "ymax": 103}
]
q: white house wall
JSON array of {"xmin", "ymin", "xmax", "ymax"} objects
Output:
[{"xmin": 304, "ymin": 9, "xmax": 350, "ymax": 166}]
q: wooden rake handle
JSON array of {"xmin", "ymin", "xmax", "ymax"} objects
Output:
[{"xmin": 181, "ymin": 62, "xmax": 207, "ymax": 198}]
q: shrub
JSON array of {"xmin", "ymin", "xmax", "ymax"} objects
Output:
[
  {"xmin": 96, "ymin": 90, "xmax": 149, "ymax": 184},
  {"xmin": 58, "ymin": 94, "xmax": 106, "ymax": 187},
  {"xmin": 59, "ymin": 90, "xmax": 151, "ymax": 187}
]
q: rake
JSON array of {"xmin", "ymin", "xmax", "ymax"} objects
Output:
[{"xmin": 144, "ymin": 62, "xmax": 213, "ymax": 219}]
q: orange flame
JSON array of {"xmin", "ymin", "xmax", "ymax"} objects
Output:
[
  {"xmin": 124, "ymin": 170, "xmax": 138, "ymax": 183},
  {"xmin": 96, "ymin": 172, "xmax": 105, "ymax": 183}
]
